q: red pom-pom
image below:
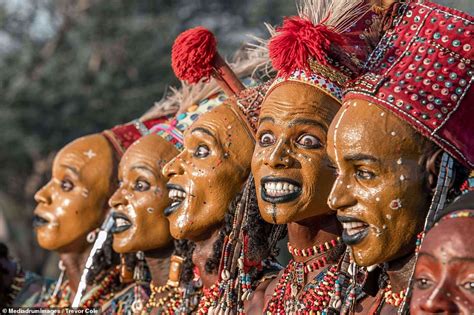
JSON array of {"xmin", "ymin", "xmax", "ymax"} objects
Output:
[
  {"xmin": 171, "ymin": 26, "xmax": 218, "ymax": 83},
  {"xmin": 269, "ymin": 16, "xmax": 345, "ymax": 77}
]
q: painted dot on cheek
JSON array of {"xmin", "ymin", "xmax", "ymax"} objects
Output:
[
  {"xmin": 147, "ymin": 208, "xmax": 154, "ymax": 213},
  {"xmin": 400, "ymin": 175, "xmax": 406, "ymax": 181},
  {"xmin": 389, "ymin": 199, "xmax": 402, "ymax": 210},
  {"xmin": 380, "ymin": 112, "xmax": 385, "ymax": 117},
  {"xmin": 376, "ymin": 197, "xmax": 380, "ymax": 202},
  {"xmin": 391, "ymin": 131, "xmax": 396, "ymax": 136},
  {"xmin": 397, "ymin": 158, "xmax": 403, "ymax": 165},
  {"xmin": 386, "ymin": 214, "xmax": 392, "ymax": 220}
]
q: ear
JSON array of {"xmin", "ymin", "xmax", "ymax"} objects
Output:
[{"xmin": 425, "ymin": 148, "xmax": 444, "ymax": 193}]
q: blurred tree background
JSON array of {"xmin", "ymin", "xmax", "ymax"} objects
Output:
[{"xmin": 0, "ymin": 0, "xmax": 472, "ymax": 276}]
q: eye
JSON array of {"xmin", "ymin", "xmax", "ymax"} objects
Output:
[
  {"xmin": 134, "ymin": 180, "xmax": 150, "ymax": 192},
  {"xmin": 355, "ymin": 169, "xmax": 375, "ymax": 180},
  {"xmin": 194, "ymin": 145, "xmax": 210, "ymax": 158},
  {"xmin": 258, "ymin": 132, "xmax": 275, "ymax": 147},
  {"xmin": 118, "ymin": 180, "xmax": 123, "ymax": 187},
  {"xmin": 60, "ymin": 179, "xmax": 74, "ymax": 192},
  {"xmin": 296, "ymin": 134, "xmax": 322, "ymax": 149},
  {"xmin": 461, "ymin": 281, "xmax": 474, "ymax": 293},
  {"xmin": 415, "ymin": 277, "xmax": 434, "ymax": 290}
]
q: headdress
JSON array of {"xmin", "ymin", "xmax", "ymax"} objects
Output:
[
  {"xmin": 267, "ymin": 0, "xmax": 378, "ymax": 102},
  {"xmin": 339, "ymin": 2, "xmax": 473, "ymax": 313},
  {"xmin": 344, "ymin": 1, "xmax": 474, "ymax": 169},
  {"xmin": 171, "ymin": 26, "xmax": 274, "ymax": 138}
]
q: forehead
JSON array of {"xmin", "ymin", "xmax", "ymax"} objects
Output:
[
  {"xmin": 185, "ymin": 104, "xmax": 242, "ymax": 140},
  {"xmin": 330, "ymin": 99, "xmax": 422, "ymax": 158},
  {"xmin": 54, "ymin": 135, "xmax": 112, "ymax": 179},
  {"xmin": 261, "ymin": 81, "xmax": 340, "ymax": 125},
  {"xmin": 120, "ymin": 135, "xmax": 176, "ymax": 170},
  {"xmin": 421, "ymin": 218, "xmax": 474, "ymax": 259}
]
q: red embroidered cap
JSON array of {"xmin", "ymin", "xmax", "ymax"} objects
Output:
[
  {"xmin": 102, "ymin": 116, "xmax": 171, "ymax": 157},
  {"xmin": 345, "ymin": 1, "xmax": 474, "ymax": 168}
]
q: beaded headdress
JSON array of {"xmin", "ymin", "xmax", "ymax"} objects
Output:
[
  {"xmin": 338, "ymin": 2, "xmax": 473, "ymax": 313},
  {"xmin": 344, "ymin": 1, "xmax": 474, "ymax": 169},
  {"xmin": 266, "ymin": 0, "xmax": 378, "ymax": 102}
]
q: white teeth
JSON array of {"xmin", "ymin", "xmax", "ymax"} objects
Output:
[
  {"xmin": 263, "ymin": 181, "xmax": 301, "ymax": 197},
  {"xmin": 342, "ymin": 221, "xmax": 367, "ymax": 236},
  {"xmin": 115, "ymin": 218, "xmax": 130, "ymax": 227},
  {"xmin": 168, "ymin": 189, "xmax": 187, "ymax": 200}
]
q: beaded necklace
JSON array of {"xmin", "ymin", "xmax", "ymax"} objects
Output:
[
  {"xmin": 45, "ymin": 265, "xmax": 120, "ymax": 308},
  {"xmin": 265, "ymin": 237, "xmax": 342, "ymax": 314},
  {"xmin": 383, "ymin": 283, "xmax": 406, "ymax": 307},
  {"xmin": 142, "ymin": 283, "xmax": 182, "ymax": 315}
]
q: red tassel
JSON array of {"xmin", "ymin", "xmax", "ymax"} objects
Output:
[
  {"xmin": 171, "ymin": 26, "xmax": 217, "ymax": 83},
  {"xmin": 269, "ymin": 16, "xmax": 345, "ymax": 77}
]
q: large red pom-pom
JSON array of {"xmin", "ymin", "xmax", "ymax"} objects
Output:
[
  {"xmin": 171, "ymin": 26, "xmax": 217, "ymax": 83},
  {"xmin": 269, "ymin": 16, "xmax": 345, "ymax": 77}
]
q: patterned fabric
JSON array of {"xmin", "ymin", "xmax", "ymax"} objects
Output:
[
  {"xmin": 102, "ymin": 116, "xmax": 172, "ymax": 157},
  {"xmin": 344, "ymin": 1, "xmax": 474, "ymax": 167},
  {"xmin": 149, "ymin": 92, "xmax": 227, "ymax": 150},
  {"xmin": 12, "ymin": 271, "xmax": 54, "ymax": 307},
  {"xmin": 101, "ymin": 283, "xmax": 150, "ymax": 314}
]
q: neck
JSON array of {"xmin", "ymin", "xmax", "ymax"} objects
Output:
[
  {"xmin": 145, "ymin": 245, "xmax": 174, "ymax": 287},
  {"xmin": 59, "ymin": 247, "xmax": 92, "ymax": 295},
  {"xmin": 287, "ymin": 213, "xmax": 341, "ymax": 263},
  {"xmin": 192, "ymin": 229, "xmax": 221, "ymax": 288},
  {"xmin": 386, "ymin": 253, "xmax": 416, "ymax": 293}
]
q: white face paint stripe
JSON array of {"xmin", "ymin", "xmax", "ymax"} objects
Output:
[
  {"xmin": 332, "ymin": 104, "xmax": 350, "ymax": 171},
  {"xmin": 328, "ymin": 104, "xmax": 351, "ymax": 205}
]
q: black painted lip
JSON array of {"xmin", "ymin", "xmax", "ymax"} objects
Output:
[
  {"xmin": 164, "ymin": 184, "xmax": 186, "ymax": 217},
  {"xmin": 111, "ymin": 212, "xmax": 132, "ymax": 234},
  {"xmin": 337, "ymin": 215, "xmax": 369, "ymax": 246},
  {"xmin": 33, "ymin": 214, "xmax": 49, "ymax": 228},
  {"xmin": 260, "ymin": 176, "xmax": 302, "ymax": 204}
]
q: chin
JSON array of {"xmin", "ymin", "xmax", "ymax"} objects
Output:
[{"xmin": 259, "ymin": 202, "xmax": 298, "ymax": 225}]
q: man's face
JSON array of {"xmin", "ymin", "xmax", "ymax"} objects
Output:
[
  {"xmin": 110, "ymin": 134, "xmax": 177, "ymax": 253},
  {"xmin": 410, "ymin": 217, "xmax": 474, "ymax": 314},
  {"xmin": 34, "ymin": 134, "xmax": 114, "ymax": 252},
  {"xmin": 163, "ymin": 104, "xmax": 254, "ymax": 241},
  {"xmin": 252, "ymin": 82, "xmax": 340, "ymax": 224},
  {"xmin": 327, "ymin": 99, "xmax": 431, "ymax": 266}
]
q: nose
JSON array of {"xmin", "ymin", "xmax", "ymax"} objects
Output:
[
  {"xmin": 163, "ymin": 154, "xmax": 185, "ymax": 178},
  {"xmin": 264, "ymin": 138, "xmax": 295, "ymax": 169},
  {"xmin": 327, "ymin": 175, "xmax": 356, "ymax": 211},
  {"xmin": 108, "ymin": 186, "xmax": 127, "ymax": 209},
  {"xmin": 34, "ymin": 181, "xmax": 52, "ymax": 205},
  {"xmin": 419, "ymin": 286, "xmax": 460, "ymax": 314}
]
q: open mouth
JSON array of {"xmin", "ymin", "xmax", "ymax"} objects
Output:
[
  {"xmin": 338, "ymin": 215, "xmax": 370, "ymax": 246},
  {"xmin": 261, "ymin": 176, "xmax": 302, "ymax": 204},
  {"xmin": 111, "ymin": 212, "xmax": 132, "ymax": 234},
  {"xmin": 164, "ymin": 184, "xmax": 187, "ymax": 216},
  {"xmin": 33, "ymin": 214, "xmax": 50, "ymax": 228}
]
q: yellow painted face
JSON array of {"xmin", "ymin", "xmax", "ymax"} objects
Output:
[
  {"xmin": 34, "ymin": 134, "xmax": 115, "ymax": 252},
  {"xmin": 252, "ymin": 81, "xmax": 340, "ymax": 224},
  {"xmin": 110, "ymin": 134, "xmax": 177, "ymax": 253},
  {"xmin": 327, "ymin": 99, "xmax": 431, "ymax": 266},
  {"xmin": 163, "ymin": 103, "xmax": 254, "ymax": 241}
]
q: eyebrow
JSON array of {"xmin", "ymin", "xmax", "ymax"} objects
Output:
[
  {"xmin": 343, "ymin": 153, "xmax": 378, "ymax": 163},
  {"xmin": 131, "ymin": 165, "xmax": 155, "ymax": 176},
  {"xmin": 288, "ymin": 118, "xmax": 327, "ymax": 131},
  {"xmin": 451, "ymin": 257, "xmax": 474, "ymax": 263},
  {"xmin": 259, "ymin": 116, "xmax": 275, "ymax": 124},
  {"xmin": 191, "ymin": 127, "xmax": 217, "ymax": 140},
  {"xmin": 60, "ymin": 164, "xmax": 80, "ymax": 176}
]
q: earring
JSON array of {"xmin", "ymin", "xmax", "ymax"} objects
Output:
[
  {"xmin": 131, "ymin": 251, "xmax": 147, "ymax": 314},
  {"xmin": 86, "ymin": 228, "xmax": 98, "ymax": 243}
]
